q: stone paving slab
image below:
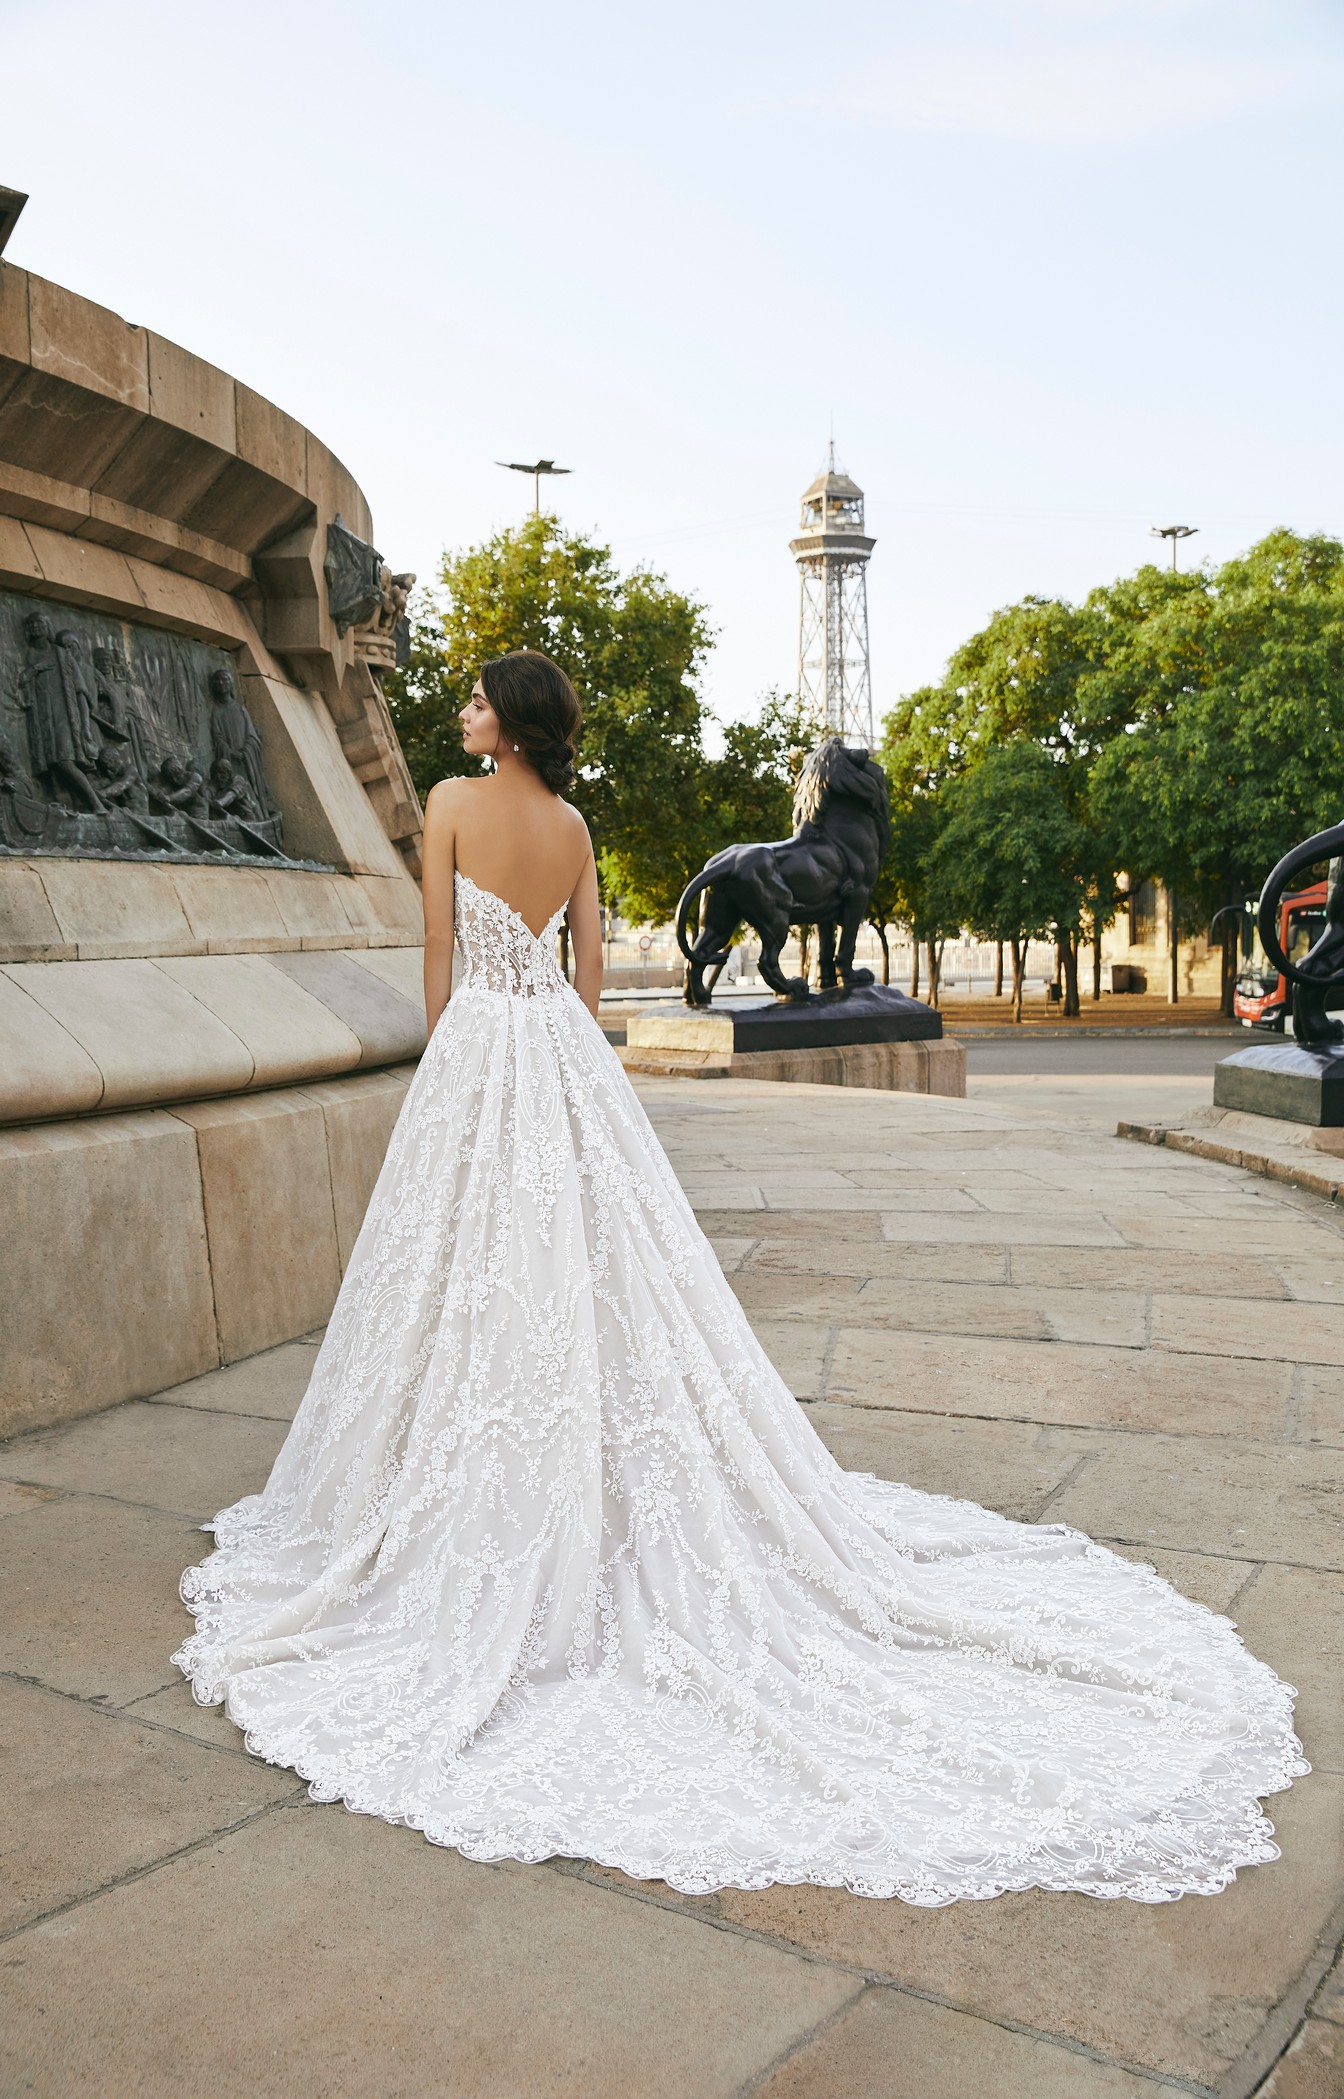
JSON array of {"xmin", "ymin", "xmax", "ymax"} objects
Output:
[
  {"xmin": 0, "ymin": 1809, "xmax": 858, "ymax": 2099},
  {"xmin": 4, "ymin": 1068, "xmax": 1344, "ymax": 2095},
  {"xmin": 2, "ymin": 1676, "xmax": 300, "ymax": 1936}
]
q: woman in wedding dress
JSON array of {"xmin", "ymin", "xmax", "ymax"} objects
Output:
[{"xmin": 175, "ymin": 650, "xmax": 1306, "ymax": 1906}]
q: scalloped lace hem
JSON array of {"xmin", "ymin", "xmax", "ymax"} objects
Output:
[{"xmin": 171, "ymin": 1624, "xmax": 1308, "ymax": 1909}]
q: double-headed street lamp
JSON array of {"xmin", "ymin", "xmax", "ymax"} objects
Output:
[
  {"xmin": 497, "ymin": 458, "xmax": 571, "ymax": 517},
  {"xmin": 1147, "ymin": 525, "xmax": 1199, "ymax": 1004},
  {"xmin": 1150, "ymin": 523, "xmax": 1198, "ymax": 571}
]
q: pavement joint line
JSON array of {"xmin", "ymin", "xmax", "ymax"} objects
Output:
[
  {"xmin": 730, "ymin": 1982, "xmax": 872, "ymax": 2099},
  {"xmin": 1087, "ymin": 1533, "xmax": 1334, "ymax": 1576},
  {"xmin": 1285, "ymin": 1366, "xmax": 1312, "ymax": 1445},
  {"xmin": 0, "ymin": 1793, "xmax": 306, "ymax": 1949},
  {"xmin": 546, "ymin": 1859, "xmax": 1218, "ymax": 2094},
  {"xmin": 138, "ymin": 1397, "xmax": 297, "ymax": 1424},
  {"xmin": 1033, "ymin": 1449, "xmax": 1101, "ymax": 1521},
  {"xmin": 1222, "ymin": 1564, "xmax": 1267, "ymax": 1616},
  {"xmin": 0, "ymin": 1669, "xmax": 269, "ymax": 1769},
  {"xmin": 815, "ymin": 1325, "xmax": 841, "ymax": 1402},
  {"xmin": 1214, "ymin": 1888, "xmax": 1344, "ymax": 2099},
  {"xmin": 0, "ymin": 1478, "xmax": 214, "ymax": 1525},
  {"xmin": 807, "ymin": 1396, "xmax": 1338, "ymax": 1457}
]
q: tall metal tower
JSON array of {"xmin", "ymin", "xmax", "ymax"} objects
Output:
[{"xmin": 790, "ymin": 444, "xmax": 876, "ymax": 747}]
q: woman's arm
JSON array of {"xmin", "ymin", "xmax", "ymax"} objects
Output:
[
  {"xmin": 421, "ymin": 782, "xmax": 458, "ymax": 1034},
  {"xmin": 567, "ymin": 847, "xmax": 604, "ymax": 1018}
]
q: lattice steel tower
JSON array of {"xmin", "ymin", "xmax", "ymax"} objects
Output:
[{"xmin": 790, "ymin": 444, "xmax": 876, "ymax": 747}]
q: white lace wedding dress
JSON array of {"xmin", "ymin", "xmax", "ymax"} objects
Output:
[{"xmin": 175, "ymin": 872, "xmax": 1307, "ymax": 1905}]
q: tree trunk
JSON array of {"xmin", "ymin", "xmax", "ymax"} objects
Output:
[
  {"xmin": 1221, "ymin": 917, "xmax": 1238, "ymax": 1017},
  {"xmin": 910, "ymin": 938, "xmax": 920, "ymax": 1000},
  {"xmin": 926, "ymin": 938, "xmax": 942, "ymax": 1008},
  {"xmin": 1059, "ymin": 931, "xmax": 1081, "ymax": 1018},
  {"xmin": 994, "ymin": 940, "xmax": 1004, "ymax": 997},
  {"xmin": 799, "ymin": 926, "xmax": 811, "ymax": 986},
  {"xmin": 1010, "ymin": 935, "xmax": 1024, "ymax": 1024},
  {"xmin": 1168, "ymin": 887, "xmax": 1180, "ymax": 1005},
  {"xmin": 1092, "ymin": 910, "xmax": 1103, "ymax": 1001},
  {"xmin": 873, "ymin": 920, "xmax": 891, "ymax": 985}
]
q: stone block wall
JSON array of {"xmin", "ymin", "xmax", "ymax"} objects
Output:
[
  {"xmin": 0, "ymin": 1066, "xmax": 413, "ymax": 1438},
  {"xmin": 0, "ymin": 261, "xmax": 429, "ymax": 1436}
]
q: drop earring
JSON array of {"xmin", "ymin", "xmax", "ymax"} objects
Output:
[{"xmin": 513, "ymin": 744, "xmax": 519, "ymax": 753}]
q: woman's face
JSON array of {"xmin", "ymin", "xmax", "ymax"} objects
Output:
[{"xmin": 459, "ymin": 680, "xmax": 500, "ymax": 759}]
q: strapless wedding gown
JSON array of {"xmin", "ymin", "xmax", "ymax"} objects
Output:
[{"xmin": 174, "ymin": 872, "xmax": 1306, "ymax": 1905}]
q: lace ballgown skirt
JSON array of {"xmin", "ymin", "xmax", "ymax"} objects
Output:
[{"xmin": 174, "ymin": 874, "xmax": 1307, "ymax": 1905}]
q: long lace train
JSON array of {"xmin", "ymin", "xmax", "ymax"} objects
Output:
[{"xmin": 173, "ymin": 872, "xmax": 1307, "ymax": 1904}]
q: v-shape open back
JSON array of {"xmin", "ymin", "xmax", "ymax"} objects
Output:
[
  {"xmin": 452, "ymin": 871, "xmax": 569, "ymax": 999},
  {"xmin": 455, "ymin": 869, "xmax": 567, "ymax": 942}
]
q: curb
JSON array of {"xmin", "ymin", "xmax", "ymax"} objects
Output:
[
  {"xmin": 1116, "ymin": 1120, "xmax": 1344, "ymax": 1202},
  {"xmin": 955, "ymin": 1027, "xmax": 1241, "ymax": 1041}
]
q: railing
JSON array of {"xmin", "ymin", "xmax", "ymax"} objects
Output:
[{"xmin": 597, "ymin": 928, "xmax": 1065, "ymax": 998}]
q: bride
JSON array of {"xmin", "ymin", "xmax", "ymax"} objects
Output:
[{"xmin": 175, "ymin": 649, "xmax": 1305, "ymax": 1905}]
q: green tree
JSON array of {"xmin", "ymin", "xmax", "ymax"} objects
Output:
[
  {"xmin": 883, "ymin": 598, "xmax": 1127, "ymax": 1013},
  {"xmin": 1089, "ymin": 531, "xmax": 1344, "ymax": 1007},
  {"xmin": 929, "ymin": 741, "xmax": 1085, "ymax": 1022},
  {"xmin": 385, "ymin": 515, "xmax": 715, "ymax": 921},
  {"xmin": 871, "ymin": 727, "xmax": 958, "ymax": 1001},
  {"xmin": 694, "ymin": 689, "xmax": 823, "ymax": 855}
]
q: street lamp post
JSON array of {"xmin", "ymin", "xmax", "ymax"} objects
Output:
[
  {"xmin": 1150, "ymin": 523, "xmax": 1198, "ymax": 571},
  {"xmin": 496, "ymin": 458, "xmax": 572, "ymax": 516},
  {"xmin": 1148, "ymin": 525, "xmax": 1197, "ymax": 1003}
]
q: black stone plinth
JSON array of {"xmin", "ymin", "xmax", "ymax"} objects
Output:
[
  {"xmin": 1213, "ymin": 1042, "xmax": 1344, "ymax": 1127},
  {"xmin": 721, "ymin": 984, "xmax": 943, "ymax": 1053}
]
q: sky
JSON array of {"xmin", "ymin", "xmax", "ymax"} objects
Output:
[{"xmin": 5, "ymin": 0, "xmax": 1344, "ymax": 731}]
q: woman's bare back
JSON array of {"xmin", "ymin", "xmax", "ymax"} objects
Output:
[
  {"xmin": 421, "ymin": 772, "xmax": 603, "ymax": 1026},
  {"xmin": 439, "ymin": 774, "xmax": 589, "ymax": 933}
]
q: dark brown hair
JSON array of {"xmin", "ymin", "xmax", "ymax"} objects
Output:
[{"xmin": 480, "ymin": 650, "xmax": 582, "ymax": 794}]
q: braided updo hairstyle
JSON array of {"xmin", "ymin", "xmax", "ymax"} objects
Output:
[{"xmin": 479, "ymin": 649, "xmax": 582, "ymax": 794}]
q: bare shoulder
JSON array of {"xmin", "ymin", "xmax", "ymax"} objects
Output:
[
  {"xmin": 424, "ymin": 775, "xmax": 486, "ymax": 832},
  {"xmin": 425, "ymin": 775, "xmax": 484, "ymax": 809},
  {"xmin": 557, "ymin": 799, "xmax": 593, "ymax": 852}
]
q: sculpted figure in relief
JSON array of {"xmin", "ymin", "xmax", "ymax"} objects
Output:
[
  {"xmin": 22, "ymin": 614, "xmax": 104, "ymax": 810},
  {"xmin": 209, "ymin": 667, "xmax": 276, "ymax": 819}
]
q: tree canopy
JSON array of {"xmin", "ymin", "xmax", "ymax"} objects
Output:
[
  {"xmin": 875, "ymin": 528, "xmax": 1344, "ymax": 1013},
  {"xmin": 386, "ymin": 516, "xmax": 712, "ymax": 919},
  {"xmin": 385, "ymin": 517, "xmax": 822, "ymax": 923},
  {"xmin": 1088, "ymin": 529, "xmax": 1344, "ymax": 927}
]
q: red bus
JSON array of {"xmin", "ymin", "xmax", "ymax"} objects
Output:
[{"xmin": 1233, "ymin": 882, "xmax": 1328, "ymax": 1029}]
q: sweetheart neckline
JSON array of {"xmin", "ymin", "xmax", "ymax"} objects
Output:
[{"xmin": 454, "ymin": 869, "xmax": 566, "ymax": 943}]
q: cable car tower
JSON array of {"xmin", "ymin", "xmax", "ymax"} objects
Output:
[{"xmin": 790, "ymin": 443, "xmax": 876, "ymax": 747}]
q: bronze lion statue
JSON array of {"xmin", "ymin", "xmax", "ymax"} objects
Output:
[{"xmin": 676, "ymin": 737, "xmax": 891, "ymax": 1006}]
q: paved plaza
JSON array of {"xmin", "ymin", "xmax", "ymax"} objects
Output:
[{"xmin": 4, "ymin": 1067, "xmax": 1344, "ymax": 2097}]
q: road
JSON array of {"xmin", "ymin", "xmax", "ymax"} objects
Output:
[{"xmin": 962, "ymin": 1034, "xmax": 1241, "ymax": 1079}]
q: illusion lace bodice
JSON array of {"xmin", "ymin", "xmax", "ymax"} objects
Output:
[
  {"xmin": 174, "ymin": 884, "xmax": 1305, "ymax": 1907},
  {"xmin": 453, "ymin": 871, "xmax": 567, "ymax": 998}
]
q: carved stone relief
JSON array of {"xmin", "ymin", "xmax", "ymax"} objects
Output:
[
  {"xmin": 325, "ymin": 514, "xmax": 415, "ymax": 675},
  {"xmin": 0, "ymin": 589, "xmax": 320, "ymax": 866}
]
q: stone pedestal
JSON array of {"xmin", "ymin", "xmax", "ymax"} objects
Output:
[
  {"xmin": 1213, "ymin": 1042, "xmax": 1344, "ymax": 1127},
  {"xmin": 0, "ymin": 260, "xmax": 427, "ymax": 1436},
  {"xmin": 624, "ymin": 988, "xmax": 962, "ymax": 1095}
]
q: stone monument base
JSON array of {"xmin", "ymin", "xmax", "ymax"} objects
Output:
[
  {"xmin": 619, "ymin": 1038, "xmax": 964, "ymax": 1092},
  {"xmin": 631, "ymin": 982, "xmax": 942, "ymax": 1059},
  {"xmin": 623, "ymin": 986, "xmax": 961, "ymax": 1093},
  {"xmin": 622, "ymin": 984, "xmax": 962, "ymax": 1092},
  {"xmin": 2, "ymin": 1062, "xmax": 416, "ymax": 1440},
  {"xmin": 1213, "ymin": 1041, "xmax": 1344, "ymax": 1126}
]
